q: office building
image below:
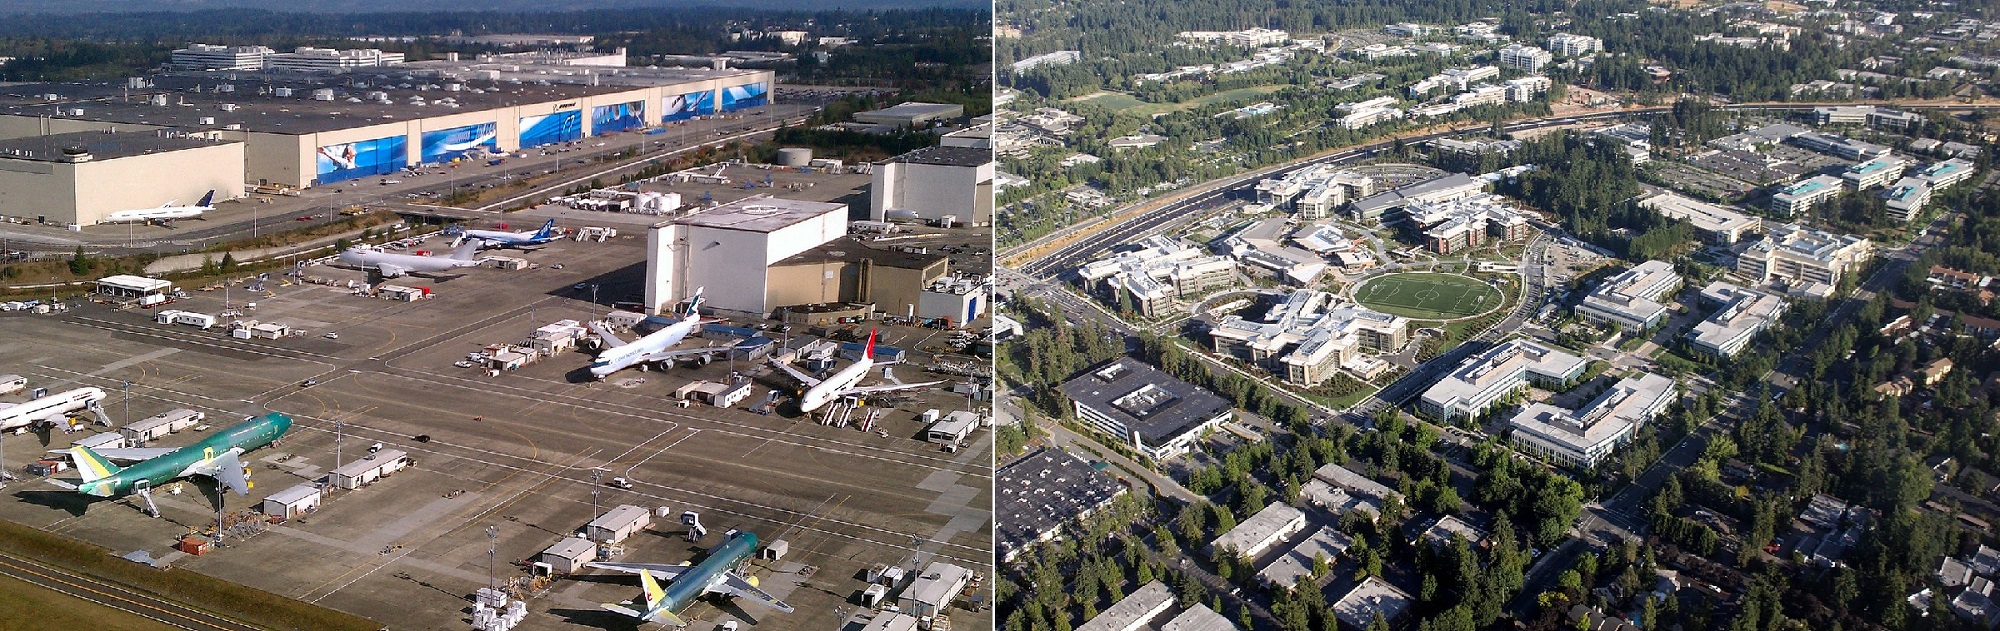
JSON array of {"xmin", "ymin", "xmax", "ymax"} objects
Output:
[
  {"xmin": 1418, "ymin": 340, "xmax": 1586, "ymax": 421},
  {"xmin": 1208, "ymin": 290, "xmax": 1409, "ymax": 386},
  {"xmin": 1637, "ymin": 192, "xmax": 1760, "ymax": 244},
  {"xmin": 1506, "ymin": 372, "xmax": 1676, "ymax": 468},
  {"xmin": 169, "ymin": 44, "xmax": 276, "ymax": 71},
  {"xmin": 1915, "ymin": 158, "xmax": 1977, "ymax": 189},
  {"xmin": 1546, "ymin": 34, "xmax": 1603, "ymax": 56},
  {"xmin": 1498, "ymin": 44, "xmax": 1553, "ymax": 72},
  {"xmin": 1841, "ymin": 156, "xmax": 1907, "ymax": 190},
  {"xmin": 1685, "ymin": 282, "xmax": 1787, "ymax": 358},
  {"xmin": 1209, "ymin": 502, "xmax": 1307, "ymax": 559},
  {"xmin": 1061, "ymin": 358, "xmax": 1235, "ymax": 461},
  {"xmin": 1735, "ymin": 223, "xmax": 1872, "ymax": 289},
  {"xmin": 1576, "ymin": 260, "xmax": 1682, "ymax": 332},
  {"xmin": 1077, "ymin": 236, "xmax": 1236, "ymax": 316},
  {"xmin": 1349, "ymin": 172, "xmax": 1487, "ymax": 222},
  {"xmin": 1884, "ymin": 177, "xmax": 1933, "ymax": 222},
  {"xmin": 997, "ymin": 448, "xmax": 1128, "ymax": 562},
  {"xmin": 1769, "ymin": 175, "xmax": 1844, "ymax": 215},
  {"xmin": 265, "ymin": 47, "xmax": 405, "ymax": 72}
]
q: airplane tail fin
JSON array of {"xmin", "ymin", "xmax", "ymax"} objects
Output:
[
  {"xmin": 535, "ymin": 218, "xmax": 557, "ymax": 240},
  {"xmin": 68, "ymin": 446, "xmax": 124, "ymax": 483},
  {"xmin": 863, "ymin": 329, "xmax": 878, "ymax": 360},
  {"xmin": 679, "ymin": 287, "xmax": 705, "ymax": 318},
  {"xmin": 196, "ymin": 190, "xmax": 215, "ymax": 208},
  {"xmin": 448, "ymin": 239, "xmax": 481, "ymax": 261},
  {"xmin": 639, "ymin": 569, "xmax": 669, "ymax": 611}
]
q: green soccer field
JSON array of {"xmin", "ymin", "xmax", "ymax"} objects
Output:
[{"xmin": 1354, "ymin": 272, "xmax": 1506, "ymax": 319}]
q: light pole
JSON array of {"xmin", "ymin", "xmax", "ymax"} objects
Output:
[
  {"xmin": 486, "ymin": 525, "xmax": 498, "ymax": 591},
  {"xmin": 122, "ymin": 381, "xmax": 130, "ymax": 426},
  {"xmin": 333, "ymin": 420, "xmax": 345, "ymax": 489},
  {"xmin": 590, "ymin": 468, "xmax": 604, "ymax": 520}
]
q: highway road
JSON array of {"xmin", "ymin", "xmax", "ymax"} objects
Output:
[{"xmin": 0, "ymin": 550, "xmax": 262, "ymax": 631}]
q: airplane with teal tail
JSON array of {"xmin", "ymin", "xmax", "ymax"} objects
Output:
[
  {"xmin": 58, "ymin": 412, "xmax": 293, "ymax": 517},
  {"xmin": 589, "ymin": 530, "xmax": 793, "ymax": 626}
]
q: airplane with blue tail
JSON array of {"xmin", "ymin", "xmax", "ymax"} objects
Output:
[{"xmin": 451, "ymin": 218, "xmax": 561, "ymax": 249}]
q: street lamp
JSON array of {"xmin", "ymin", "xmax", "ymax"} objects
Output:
[
  {"xmin": 590, "ymin": 468, "xmax": 605, "ymax": 521},
  {"xmin": 487, "ymin": 525, "xmax": 499, "ymax": 591},
  {"xmin": 333, "ymin": 420, "xmax": 345, "ymax": 486}
]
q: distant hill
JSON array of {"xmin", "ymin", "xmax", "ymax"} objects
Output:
[{"xmin": 0, "ymin": 0, "xmax": 986, "ymax": 13}]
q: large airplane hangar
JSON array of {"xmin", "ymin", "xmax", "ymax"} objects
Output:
[{"xmin": 0, "ymin": 66, "xmax": 773, "ymax": 225}]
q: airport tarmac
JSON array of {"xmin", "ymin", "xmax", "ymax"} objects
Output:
[{"xmin": 0, "ymin": 233, "xmax": 991, "ymax": 631}]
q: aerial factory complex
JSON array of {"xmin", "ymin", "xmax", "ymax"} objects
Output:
[{"xmin": 0, "ymin": 12, "xmax": 992, "ymax": 631}]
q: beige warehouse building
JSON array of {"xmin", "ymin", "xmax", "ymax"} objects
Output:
[{"xmin": 0, "ymin": 131, "xmax": 244, "ymax": 226}]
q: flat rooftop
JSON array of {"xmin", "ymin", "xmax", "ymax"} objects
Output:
[
  {"xmin": 0, "ymin": 129, "xmax": 237, "ymax": 162},
  {"xmin": 996, "ymin": 448, "xmax": 1126, "ymax": 560},
  {"xmin": 1638, "ymin": 192, "xmax": 1757, "ymax": 234},
  {"xmin": 666, "ymin": 196, "xmax": 846, "ymax": 233},
  {"xmin": 395, "ymin": 60, "xmax": 762, "ymax": 88},
  {"xmin": 1210, "ymin": 502, "xmax": 1303, "ymax": 555},
  {"xmin": 0, "ymin": 72, "xmax": 705, "ymax": 135},
  {"xmin": 885, "ymin": 145, "xmax": 992, "ymax": 167},
  {"xmin": 775, "ymin": 236, "xmax": 948, "ymax": 271},
  {"xmin": 1059, "ymin": 358, "xmax": 1234, "ymax": 449},
  {"xmin": 1076, "ymin": 581, "xmax": 1174, "ymax": 631}
]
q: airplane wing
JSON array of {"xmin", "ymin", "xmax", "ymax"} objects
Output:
[
  {"xmin": 590, "ymin": 322, "xmax": 631, "ymax": 348},
  {"xmin": 769, "ymin": 359, "xmax": 821, "ymax": 388},
  {"xmin": 600, "ymin": 603, "xmax": 688, "ymax": 627},
  {"xmin": 713, "ymin": 572, "xmax": 795, "ymax": 613},
  {"xmin": 839, "ymin": 380, "xmax": 945, "ymax": 397},
  {"xmin": 586, "ymin": 562, "xmax": 694, "ymax": 583},
  {"xmin": 376, "ymin": 263, "xmax": 409, "ymax": 278},
  {"xmin": 191, "ymin": 451, "xmax": 251, "ymax": 495},
  {"xmin": 71, "ymin": 447, "xmax": 175, "ymax": 463}
]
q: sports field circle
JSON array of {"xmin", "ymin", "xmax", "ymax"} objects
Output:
[{"xmin": 1352, "ymin": 272, "xmax": 1506, "ymax": 320}]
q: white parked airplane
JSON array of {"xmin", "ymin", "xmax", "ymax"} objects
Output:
[
  {"xmin": 451, "ymin": 218, "xmax": 560, "ymax": 249},
  {"xmin": 588, "ymin": 288, "xmax": 730, "ymax": 379},
  {"xmin": 771, "ymin": 330, "xmax": 941, "ymax": 413},
  {"xmin": 0, "ymin": 387, "xmax": 106, "ymax": 432},
  {"xmin": 336, "ymin": 239, "xmax": 483, "ymax": 278},
  {"xmin": 98, "ymin": 191, "xmax": 215, "ymax": 225}
]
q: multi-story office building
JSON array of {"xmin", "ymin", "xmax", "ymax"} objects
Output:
[
  {"xmin": 1840, "ymin": 156, "xmax": 1907, "ymax": 190},
  {"xmin": 1685, "ymin": 282, "xmax": 1788, "ymax": 358},
  {"xmin": 264, "ymin": 47, "xmax": 405, "ymax": 72},
  {"xmin": 1883, "ymin": 177, "xmax": 1933, "ymax": 222},
  {"xmin": 1576, "ymin": 260, "xmax": 1682, "ymax": 332},
  {"xmin": 1418, "ymin": 340, "xmax": 1587, "ymax": 421},
  {"xmin": 1076, "ymin": 236, "xmax": 1236, "ymax": 316},
  {"xmin": 1061, "ymin": 358, "xmax": 1235, "ymax": 461},
  {"xmin": 1507, "ymin": 372, "xmax": 1676, "ymax": 468},
  {"xmin": 1637, "ymin": 192, "xmax": 1759, "ymax": 244},
  {"xmin": 1498, "ymin": 44, "xmax": 1552, "ymax": 72},
  {"xmin": 1545, "ymin": 33, "xmax": 1603, "ymax": 56},
  {"xmin": 1769, "ymin": 175, "xmax": 1844, "ymax": 215},
  {"xmin": 169, "ymin": 44, "xmax": 276, "ymax": 71},
  {"xmin": 1735, "ymin": 223, "xmax": 1872, "ymax": 289},
  {"xmin": 1209, "ymin": 290, "xmax": 1409, "ymax": 386}
]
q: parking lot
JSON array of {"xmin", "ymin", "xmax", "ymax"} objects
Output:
[{"xmin": 0, "ymin": 233, "xmax": 992, "ymax": 631}]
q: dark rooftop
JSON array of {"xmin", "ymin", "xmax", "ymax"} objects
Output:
[
  {"xmin": 883, "ymin": 145, "xmax": 992, "ymax": 168},
  {"xmin": 997, "ymin": 447, "xmax": 1126, "ymax": 560},
  {"xmin": 775, "ymin": 236, "xmax": 950, "ymax": 271},
  {"xmin": 1059, "ymin": 357, "xmax": 1234, "ymax": 449},
  {"xmin": 0, "ymin": 129, "xmax": 236, "ymax": 162}
]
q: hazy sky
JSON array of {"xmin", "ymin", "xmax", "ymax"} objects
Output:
[{"xmin": 0, "ymin": 0, "xmax": 986, "ymax": 13}]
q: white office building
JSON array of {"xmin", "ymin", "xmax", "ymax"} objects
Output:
[
  {"xmin": 1769, "ymin": 175, "xmax": 1844, "ymax": 215},
  {"xmin": 1576, "ymin": 261, "xmax": 1681, "ymax": 332},
  {"xmin": 1498, "ymin": 44, "xmax": 1553, "ymax": 72},
  {"xmin": 1685, "ymin": 282, "xmax": 1787, "ymax": 358},
  {"xmin": 1208, "ymin": 290, "xmax": 1409, "ymax": 386},
  {"xmin": 1546, "ymin": 34, "xmax": 1603, "ymax": 56},
  {"xmin": 1418, "ymin": 340, "xmax": 1587, "ymax": 421},
  {"xmin": 170, "ymin": 44, "xmax": 276, "ymax": 70},
  {"xmin": 1735, "ymin": 223, "xmax": 1872, "ymax": 289},
  {"xmin": 1076, "ymin": 236, "xmax": 1236, "ymax": 316},
  {"xmin": 1507, "ymin": 372, "xmax": 1675, "ymax": 469},
  {"xmin": 1883, "ymin": 177, "xmax": 1933, "ymax": 222},
  {"xmin": 1637, "ymin": 192, "xmax": 1760, "ymax": 244},
  {"xmin": 264, "ymin": 47, "xmax": 405, "ymax": 72},
  {"xmin": 1841, "ymin": 156, "xmax": 1907, "ymax": 190}
]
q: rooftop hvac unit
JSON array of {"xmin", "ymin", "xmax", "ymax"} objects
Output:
[
  {"xmin": 42, "ymin": 94, "xmax": 58, "ymax": 101},
  {"xmin": 147, "ymin": 94, "xmax": 167, "ymax": 107},
  {"xmin": 217, "ymin": 83, "xmax": 235, "ymax": 92},
  {"xmin": 64, "ymin": 107, "xmax": 83, "ymax": 116},
  {"xmin": 274, "ymin": 87, "xmax": 294, "ymax": 97},
  {"xmin": 311, "ymin": 88, "xmax": 335, "ymax": 101},
  {"xmin": 224, "ymin": 123, "xmax": 241, "ymax": 130},
  {"xmin": 198, "ymin": 116, "xmax": 215, "ymax": 125},
  {"xmin": 219, "ymin": 103, "xmax": 238, "ymax": 112}
]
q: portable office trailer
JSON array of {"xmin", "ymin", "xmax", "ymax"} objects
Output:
[
  {"xmin": 328, "ymin": 449, "xmax": 409, "ymax": 489},
  {"xmin": 926, "ymin": 412, "xmax": 979, "ymax": 445},
  {"xmin": 120, "ymin": 409, "xmax": 204, "ymax": 443},
  {"xmin": 261, "ymin": 483, "xmax": 322, "ymax": 519},
  {"xmin": 538, "ymin": 537, "xmax": 599, "ymax": 573},
  {"xmin": 73, "ymin": 432, "xmax": 125, "ymax": 450},
  {"xmin": 898, "ymin": 562, "xmax": 972, "ymax": 618},
  {"xmin": 584, "ymin": 504, "xmax": 652, "ymax": 543}
]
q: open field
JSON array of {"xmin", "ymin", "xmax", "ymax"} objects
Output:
[
  {"xmin": 1070, "ymin": 85, "xmax": 1290, "ymax": 118},
  {"xmin": 0, "ymin": 233, "xmax": 991, "ymax": 631},
  {"xmin": 1354, "ymin": 272, "xmax": 1505, "ymax": 320},
  {"xmin": 0, "ymin": 573, "xmax": 181, "ymax": 631}
]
